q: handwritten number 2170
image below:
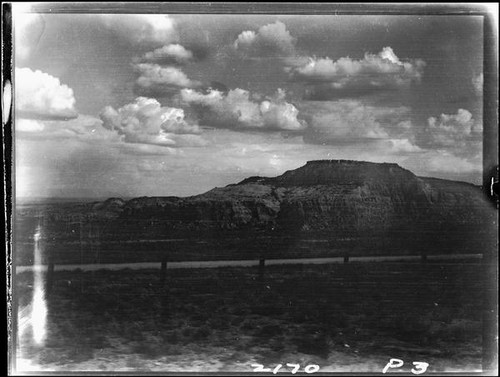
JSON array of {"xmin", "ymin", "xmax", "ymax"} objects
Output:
[{"xmin": 252, "ymin": 363, "xmax": 320, "ymax": 374}]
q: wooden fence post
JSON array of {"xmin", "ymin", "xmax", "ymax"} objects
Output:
[
  {"xmin": 258, "ymin": 258, "xmax": 265, "ymax": 281},
  {"xmin": 46, "ymin": 260, "xmax": 55, "ymax": 295},
  {"xmin": 160, "ymin": 259, "xmax": 167, "ymax": 286},
  {"xmin": 160, "ymin": 258, "xmax": 170, "ymax": 315}
]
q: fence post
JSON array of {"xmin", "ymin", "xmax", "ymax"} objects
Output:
[
  {"xmin": 258, "ymin": 257, "xmax": 265, "ymax": 281},
  {"xmin": 160, "ymin": 259, "xmax": 167, "ymax": 286},
  {"xmin": 46, "ymin": 259, "xmax": 55, "ymax": 295},
  {"xmin": 160, "ymin": 257, "xmax": 171, "ymax": 316},
  {"xmin": 421, "ymin": 253, "xmax": 428, "ymax": 263},
  {"xmin": 344, "ymin": 252, "xmax": 349, "ymax": 264}
]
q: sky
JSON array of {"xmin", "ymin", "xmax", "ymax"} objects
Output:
[{"xmin": 13, "ymin": 7, "xmax": 486, "ymax": 198}]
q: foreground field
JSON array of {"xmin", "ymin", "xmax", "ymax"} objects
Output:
[{"xmin": 15, "ymin": 260, "xmax": 483, "ymax": 373}]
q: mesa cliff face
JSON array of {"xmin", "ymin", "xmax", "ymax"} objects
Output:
[
  {"xmin": 117, "ymin": 160, "xmax": 490, "ymax": 233},
  {"xmin": 16, "ymin": 160, "xmax": 496, "ymax": 263}
]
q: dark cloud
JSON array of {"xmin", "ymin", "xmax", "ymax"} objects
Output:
[{"xmin": 188, "ymin": 44, "xmax": 211, "ymax": 61}]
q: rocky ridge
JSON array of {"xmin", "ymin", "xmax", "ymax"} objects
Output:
[{"xmin": 19, "ymin": 160, "xmax": 495, "ymax": 263}]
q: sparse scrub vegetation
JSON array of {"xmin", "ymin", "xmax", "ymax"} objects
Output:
[{"xmin": 16, "ymin": 260, "xmax": 483, "ymax": 371}]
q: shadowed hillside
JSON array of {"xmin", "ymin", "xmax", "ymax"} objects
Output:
[{"xmin": 15, "ymin": 160, "xmax": 496, "ymax": 264}]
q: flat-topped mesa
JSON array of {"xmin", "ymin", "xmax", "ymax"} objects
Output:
[
  {"xmin": 22, "ymin": 159, "xmax": 492, "ymax": 265},
  {"xmin": 268, "ymin": 160, "xmax": 417, "ymax": 187},
  {"xmin": 305, "ymin": 159, "xmax": 400, "ymax": 167}
]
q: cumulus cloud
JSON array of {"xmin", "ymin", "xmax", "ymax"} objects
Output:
[
  {"xmin": 99, "ymin": 14, "xmax": 178, "ymax": 46},
  {"xmin": 15, "ymin": 67, "xmax": 77, "ymax": 120},
  {"xmin": 133, "ymin": 63, "xmax": 201, "ymax": 96},
  {"xmin": 300, "ymin": 100, "xmax": 417, "ymax": 148},
  {"xmin": 427, "ymin": 108, "xmax": 482, "ymax": 149},
  {"xmin": 137, "ymin": 44, "xmax": 194, "ymax": 65},
  {"xmin": 385, "ymin": 138, "xmax": 422, "ymax": 153},
  {"xmin": 100, "ymin": 97, "xmax": 206, "ymax": 147},
  {"xmin": 304, "ymin": 103, "xmax": 388, "ymax": 142},
  {"xmin": 288, "ymin": 47, "xmax": 426, "ymax": 99},
  {"xmin": 234, "ymin": 21, "xmax": 296, "ymax": 56},
  {"xmin": 181, "ymin": 87, "xmax": 307, "ymax": 132}
]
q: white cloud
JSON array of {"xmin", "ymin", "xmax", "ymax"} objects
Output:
[
  {"xmin": 292, "ymin": 47, "xmax": 424, "ymax": 83},
  {"xmin": 15, "ymin": 68, "xmax": 77, "ymax": 119},
  {"xmin": 234, "ymin": 21, "xmax": 296, "ymax": 56},
  {"xmin": 427, "ymin": 108, "xmax": 481, "ymax": 148},
  {"xmin": 99, "ymin": 14, "xmax": 178, "ymax": 46},
  {"xmin": 426, "ymin": 151, "xmax": 479, "ymax": 174},
  {"xmin": 392, "ymin": 148, "xmax": 482, "ymax": 183},
  {"xmin": 385, "ymin": 138, "xmax": 422, "ymax": 153},
  {"xmin": 181, "ymin": 87, "xmax": 307, "ymax": 131},
  {"xmin": 300, "ymin": 100, "xmax": 416, "ymax": 147},
  {"xmin": 15, "ymin": 115, "xmax": 122, "ymax": 143},
  {"xmin": 289, "ymin": 47, "xmax": 426, "ymax": 99},
  {"xmin": 99, "ymin": 97, "xmax": 206, "ymax": 147},
  {"xmin": 138, "ymin": 44, "xmax": 194, "ymax": 65},
  {"xmin": 306, "ymin": 103, "xmax": 388, "ymax": 141},
  {"xmin": 16, "ymin": 119, "xmax": 45, "ymax": 132},
  {"xmin": 234, "ymin": 30, "xmax": 256, "ymax": 48},
  {"xmin": 134, "ymin": 63, "xmax": 201, "ymax": 95}
]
